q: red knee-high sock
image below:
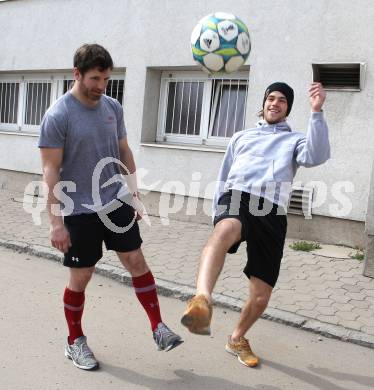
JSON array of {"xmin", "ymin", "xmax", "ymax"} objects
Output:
[
  {"xmin": 132, "ymin": 271, "xmax": 162, "ymax": 331},
  {"xmin": 63, "ymin": 287, "xmax": 85, "ymax": 344}
]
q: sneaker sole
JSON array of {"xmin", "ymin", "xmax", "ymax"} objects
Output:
[
  {"xmin": 180, "ymin": 314, "xmax": 211, "ymax": 335},
  {"xmin": 163, "ymin": 339, "xmax": 184, "ymax": 352},
  {"xmin": 155, "ymin": 338, "xmax": 183, "ymax": 352},
  {"xmin": 225, "ymin": 345, "xmax": 259, "ymax": 368},
  {"xmin": 64, "ymin": 349, "xmax": 100, "ymax": 371}
]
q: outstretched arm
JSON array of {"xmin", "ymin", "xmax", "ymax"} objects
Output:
[{"xmin": 295, "ymin": 83, "xmax": 330, "ymax": 167}]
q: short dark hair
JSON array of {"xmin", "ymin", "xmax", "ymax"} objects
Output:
[{"xmin": 73, "ymin": 44, "xmax": 113, "ymax": 75}]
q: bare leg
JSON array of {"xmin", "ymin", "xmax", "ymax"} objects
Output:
[
  {"xmin": 67, "ymin": 266, "xmax": 95, "ymax": 292},
  {"xmin": 196, "ymin": 218, "xmax": 242, "ymax": 301},
  {"xmin": 224, "ymin": 277, "xmax": 272, "ymax": 367},
  {"xmin": 116, "ymin": 248, "xmax": 149, "ymax": 277},
  {"xmin": 231, "ymin": 276, "xmax": 273, "ymax": 342},
  {"xmin": 181, "ymin": 218, "xmax": 242, "ymax": 334}
]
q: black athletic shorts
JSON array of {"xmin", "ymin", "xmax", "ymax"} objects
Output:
[
  {"xmin": 213, "ymin": 190, "xmax": 287, "ymax": 288},
  {"xmin": 63, "ymin": 200, "xmax": 142, "ymax": 268}
]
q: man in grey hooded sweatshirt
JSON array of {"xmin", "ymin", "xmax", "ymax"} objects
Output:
[{"xmin": 181, "ymin": 82, "xmax": 330, "ymax": 367}]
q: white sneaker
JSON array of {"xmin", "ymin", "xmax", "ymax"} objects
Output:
[{"xmin": 64, "ymin": 336, "xmax": 99, "ymax": 370}]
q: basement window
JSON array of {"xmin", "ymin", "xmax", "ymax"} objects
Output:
[{"xmin": 312, "ymin": 63, "xmax": 365, "ymax": 91}]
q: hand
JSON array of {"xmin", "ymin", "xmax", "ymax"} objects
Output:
[
  {"xmin": 50, "ymin": 223, "xmax": 71, "ymax": 253},
  {"xmin": 309, "ymin": 82, "xmax": 326, "ymax": 112},
  {"xmin": 133, "ymin": 192, "xmax": 143, "ymax": 221}
]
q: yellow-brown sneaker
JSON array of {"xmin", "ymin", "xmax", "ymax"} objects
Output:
[
  {"xmin": 181, "ymin": 294, "xmax": 212, "ymax": 335},
  {"xmin": 225, "ymin": 336, "xmax": 259, "ymax": 367}
]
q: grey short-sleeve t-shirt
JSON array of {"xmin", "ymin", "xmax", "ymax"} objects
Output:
[{"xmin": 39, "ymin": 92, "xmax": 128, "ymax": 215}]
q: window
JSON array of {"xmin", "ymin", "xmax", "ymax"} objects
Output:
[
  {"xmin": 0, "ymin": 73, "xmax": 125, "ymax": 133},
  {"xmin": 63, "ymin": 78, "xmax": 125, "ymax": 104},
  {"xmin": 0, "ymin": 81, "xmax": 19, "ymax": 125},
  {"xmin": 312, "ymin": 63, "xmax": 366, "ymax": 91},
  {"xmin": 24, "ymin": 81, "xmax": 52, "ymax": 126},
  {"xmin": 164, "ymin": 81, "xmax": 203, "ymax": 137},
  {"xmin": 157, "ymin": 71, "xmax": 249, "ymax": 146},
  {"xmin": 0, "ymin": 75, "xmax": 54, "ymax": 132}
]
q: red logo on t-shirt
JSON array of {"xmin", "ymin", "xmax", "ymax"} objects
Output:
[{"xmin": 105, "ymin": 116, "xmax": 115, "ymax": 125}]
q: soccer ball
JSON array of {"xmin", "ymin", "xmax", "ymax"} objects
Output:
[{"xmin": 191, "ymin": 12, "xmax": 251, "ymax": 74}]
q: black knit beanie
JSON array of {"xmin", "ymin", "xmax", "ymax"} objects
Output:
[{"xmin": 263, "ymin": 82, "xmax": 294, "ymax": 116}]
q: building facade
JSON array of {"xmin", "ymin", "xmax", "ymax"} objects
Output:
[{"xmin": 0, "ymin": 0, "xmax": 373, "ymax": 247}]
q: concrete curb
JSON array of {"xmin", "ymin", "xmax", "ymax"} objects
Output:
[{"xmin": 1, "ymin": 238, "xmax": 373, "ymax": 350}]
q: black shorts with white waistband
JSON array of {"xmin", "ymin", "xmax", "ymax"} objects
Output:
[
  {"xmin": 213, "ymin": 190, "xmax": 287, "ymax": 288},
  {"xmin": 63, "ymin": 200, "xmax": 142, "ymax": 268}
]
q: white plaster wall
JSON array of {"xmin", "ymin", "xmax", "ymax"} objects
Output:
[
  {"xmin": 0, "ymin": 0, "xmax": 373, "ymax": 221},
  {"xmin": 0, "ymin": 133, "xmax": 41, "ymax": 173}
]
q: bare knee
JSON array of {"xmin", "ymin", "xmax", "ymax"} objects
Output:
[
  {"xmin": 249, "ymin": 277, "xmax": 273, "ymax": 313},
  {"xmin": 210, "ymin": 219, "xmax": 242, "ymax": 250},
  {"xmin": 68, "ymin": 268, "xmax": 94, "ymax": 291},
  {"xmin": 251, "ymin": 294, "xmax": 270, "ymax": 313},
  {"xmin": 118, "ymin": 249, "xmax": 149, "ymax": 276}
]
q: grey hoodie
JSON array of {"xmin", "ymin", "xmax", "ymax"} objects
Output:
[{"xmin": 212, "ymin": 111, "xmax": 330, "ymax": 218}]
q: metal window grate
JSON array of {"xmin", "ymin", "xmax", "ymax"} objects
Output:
[
  {"xmin": 105, "ymin": 79, "xmax": 124, "ymax": 103},
  {"xmin": 63, "ymin": 79, "xmax": 125, "ymax": 105},
  {"xmin": 164, "ymin": 77, "xmax": 248, "ymax": 139},
  {"xmin": 209, "ymin": 78, "xmax": 248, "ymax": 138},
  {"xmin": 312, "ymin": 63, "xmax": 362, "ymax": 91},
  {"xmin": 165, "ymin": 81, "xmax": 203, "ymax": 135},
  {"xmin": 24, "ymin": 81, "xmax": 52, "ymax": 126},
  {"xmin": 0, "ymin": 82, "xmax": 19, "ymax": 124},
  {"xmin": 0, "ymin": 73, "xmax": 125, "ymax": 132},
  {"xmin": 63, "ymin": 80, "xmax": 74, "ymax": 93},
  {"xmin": 288, "ymin": 186, "xmax": 313, "ymax": 219}
]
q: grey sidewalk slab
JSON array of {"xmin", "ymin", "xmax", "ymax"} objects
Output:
[{"xmin": 1, "ymin": 188, "xmax": 374, "ymax": 349}]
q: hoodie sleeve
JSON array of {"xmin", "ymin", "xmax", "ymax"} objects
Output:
[
  {"xmin": 295, "ymin": 111, "xmax": 331, "ymax": 167},
  {"xmin": 212, "ymin": 137, "xmax": 236, "ymax": 220}
]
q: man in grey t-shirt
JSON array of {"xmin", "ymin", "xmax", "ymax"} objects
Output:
[{"xmin": 39, "ymin": 44, "xmax": 181, "ymax": 371}]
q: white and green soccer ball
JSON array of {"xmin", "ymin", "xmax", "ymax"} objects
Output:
[{"xmin": 191, "ymin": 12, "xmax": 251, "ymax": 74}]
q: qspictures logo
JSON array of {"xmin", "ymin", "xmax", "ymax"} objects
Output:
[{"xmin": 22, "ymin": 157, "xmax": 355, "ymax": 230}]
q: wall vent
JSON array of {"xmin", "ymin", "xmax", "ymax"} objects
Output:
[
  {"xmin": 312, "ymin": 63, "xmax": 365, "ymax": 91},
  {"xmin": 288, "ymin": 186, "xmax": 313, "ymax": 219}
]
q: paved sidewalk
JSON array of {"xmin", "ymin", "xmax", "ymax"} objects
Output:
[{"xmin": 1, "ymin": 188, "xmax": 374, "ymax": 348}]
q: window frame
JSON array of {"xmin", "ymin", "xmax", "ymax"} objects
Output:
[
  {"xmin": 21, "ymin": 74, "xmax": 55, "ymax": 133},
  {"xmin": 208, "ymin": 78, "xmax": 249, "ymax": 144},
  {"xmin": 0, "ymin": 75, "xmax": 22, "ymax": 132},
  {"xmin": 61, "ymin": 77, "xmax": 125, "ymax": 105},
  {"xmin": 157, "ymin": 70, "xmax": 249, "ymax": 147},
  {"xmin": 0, "ymin": 72, "xmax": 125, "ymax": 134}
]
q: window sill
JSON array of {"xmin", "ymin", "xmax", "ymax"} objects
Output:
[
  {"xmin": 140, "ymin": 142, "xmax": 226, "ymax": 153},
  {"xmin": 0, "ymin": 130, "xmax": 39, "ymax": 137}
]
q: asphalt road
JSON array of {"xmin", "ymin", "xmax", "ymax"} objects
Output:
[{"xmin": 1, "ymin": 246, "xmax": 373, "ymax": 390}]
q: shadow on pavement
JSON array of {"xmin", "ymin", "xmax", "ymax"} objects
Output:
[
  {"xmin": 102, "ymin": 364, "xmax": 282, "ymax": 390},
  {"xmin": 308, "ymin": 365, "xmax": 374, "ymax": 388},
  {"xmin": 264, "ymin": 359, "xmax": 365, "ymax": 390}
]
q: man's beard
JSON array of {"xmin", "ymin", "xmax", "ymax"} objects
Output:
[
  {"xmin": 80, "ymin": 84, "xmax": 102, "ymax": 101},
  {"xmin": 264, "ymin": 112, "xmax": 286, "ymax": 124}
]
